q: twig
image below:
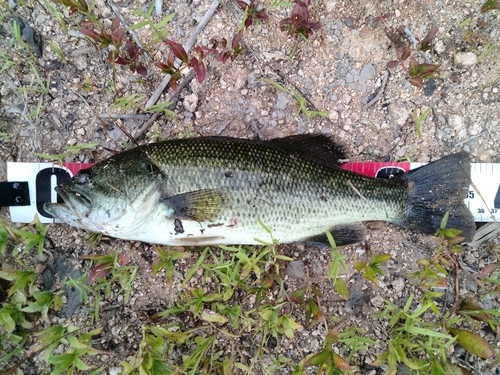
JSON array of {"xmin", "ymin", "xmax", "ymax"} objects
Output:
[
  {"xmin": 241, "ymin": 40, "xmax": 263, "ymax": 76},
  {"xmin": 347, "ymin": 180, "xmax": 369, "ymax": 202},
  {"xmin": 107, "ymin": 0, "xmax": 152, "ymax": 61},
  {"xmin": 414, "ymin": 0, "xmax": 436, "ymax": 28},
  {"xmin": 99, "ymin": 113, "xmax": 151, "ymax": 120},
  {"xmin": 453, "ymin": 131, "xmax": 485, "ymax": 147},
  {"xmin": 134, "ymin": 70, "xmax": 197, "ymax": 141},
  {"xmin": 146, "ymin": 0, "xmax": 220, "ymax": 109},
  {"xmin": 403, "ymin": 27, "xmax": 432, "ymax": 63},
  {"xmin": 363, "ymin": 70, "xmax": 389, "ymax": 110}
]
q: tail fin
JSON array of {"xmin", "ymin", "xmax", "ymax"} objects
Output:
[{"xmin": 398, "ymin": 152, "xmax": 475, "ymax": 242}]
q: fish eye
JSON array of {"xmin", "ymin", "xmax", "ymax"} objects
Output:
[{"xmin": 75, "ymin": 170, "xmax": 92, "ymax": 185}]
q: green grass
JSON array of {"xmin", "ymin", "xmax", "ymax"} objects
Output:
[{"xmin": 1, "ymin": 212, "xmax": 497, "ymax": 374}]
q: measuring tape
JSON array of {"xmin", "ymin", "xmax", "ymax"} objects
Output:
[{"xmin": 4, "ymin": 161, "xmax": 500, "ymax": 224}]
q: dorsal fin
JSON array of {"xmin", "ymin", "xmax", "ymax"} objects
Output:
[{"xmin": 270, "ymin": 134, "xmax": 347, "ymax": 167}]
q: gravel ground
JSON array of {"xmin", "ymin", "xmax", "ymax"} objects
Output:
[{"xmin": 0, "ymin": 0, "xmax": 499, "ymax": 374}]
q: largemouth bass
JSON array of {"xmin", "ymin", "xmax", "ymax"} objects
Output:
[{"xmin": 44, "ymin": 135, "xmax": 475, "ymax": 246}]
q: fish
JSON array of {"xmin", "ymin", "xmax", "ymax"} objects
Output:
[{"xmin": 44, "ymin": 135, "xmax": 476, "ymax": 246}]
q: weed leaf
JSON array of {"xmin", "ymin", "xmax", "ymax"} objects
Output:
[
  {"xmin": 164, "ymin": 39, "xmax": 188, "ymax": 63},
  {"xmin": 448, "ymin": 327, "xmax": 495, "ymax": 359}
]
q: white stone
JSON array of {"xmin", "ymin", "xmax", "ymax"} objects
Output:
[
  {"xmin": 448, "ymin": 114, "xmax": 464, "ymax": 130},
  {"xmin": 183, "ymin": 93, "xmax": 198, "ymax": 112},
  {"xmin": 328, "ymin": 110, "xmax": 339, "ymax": 120},
  {"xmin": 388, "ymin": 104, "xmax": 410, "ymax": 126},
  {"xmin": 434, "ymin": 40, "xmax": 445, "ymax": 54},
  {"xmin": 455, "ymin": 52, "xmax": 477, "ymax": 66},
  {"xmin": 325, "ymin": 0, "xmax": 337, "ymax": 12}
]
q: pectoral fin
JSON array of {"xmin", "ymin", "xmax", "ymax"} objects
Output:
[
  {"xmin": 161, "ymin": 189, "xmax": 226, "ymax": 221},
  {"xmin": 304, "ymin": 223, "xmax": 366, "ymax": 246}
]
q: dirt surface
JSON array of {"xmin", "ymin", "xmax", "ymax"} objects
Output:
[{"xmin": 0, "ymin": 0, "xmax": 500, "ymax": 374}]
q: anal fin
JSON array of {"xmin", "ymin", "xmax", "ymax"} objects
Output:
[{"xmin": 303, "ymin": 223, "xmax": 366, "ymax": 246}]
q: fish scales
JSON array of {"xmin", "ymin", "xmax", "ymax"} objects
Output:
[
  {"xmin": 44, "ymin": 135, "xmax": 475, "ymax": 246},
  {"xmin": 143, "ymin": 138, "xmax": 407, "ymax": 240}
]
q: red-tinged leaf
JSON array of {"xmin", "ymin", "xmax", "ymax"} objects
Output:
[
  {"xmin": 80, "ymin": 28, "xmax": 108, "ymax": 44},
  {"xmin": 220, "ymin": 38, "xmax": 227, "ymax": 48},
  {"xmin": 117, "ymin": 253, "xmax": 131, "ymax": 267},
  {"xmin": 304, "ymin": 350, "xmax": 331, "ymax": 366},
  {"xmin": 233, "ymin": 46, "xmax": 247, "ymax": 58},
  {"xmin": 478, "ymin": 263, "xmax": 498, "ymax": 277},
  {"xmin": 256, "ymin": 11, "xmax": 269, "ymax": 21},
  {"xmin": 291, "ymin": 0, "xmax": 311, "ymax": 21},
  {"xmin": 385, "ymin": 30, "xmax": 399, "ymax": 44},
  {"xmin": 481, "ymin": 0, "xmax": 500, "ymax": 12},
  {"xmin": 195, "ymin": 45, "xmax": 205, "ymax": 58},
  {"xmin": 396, "ymin": 25, "xmax": 405, "ymax": 34},
  {"xmin": 332, "ymin": 352, "xmax": 357, "ymax": 370},
  {"xmin": 132, "ymin": 64, "xmax": 148, "ymax": 76},
  {"xmin": 114, "ymin": 56, "xmax": 128, "ymax": 65},
  {"xmin": 237, "ymin": 0, "xmax": 249, "ymax": 10},
  {"xmin": 218, "ymin": 51, "xmax": 231, "ymax": 63},
  {"xmin": 112, "ymin": 28, "xmax": 125, "ymax": 43},
  {"xmin": 310, "ymin": 22, "xmax": 321, "ymax": 30},
  {"xmin": 154, "ymin": 62, "xmax": 169, "ymax": 72},
  {"xmin": 169, "ymin": 76, "xmax": 178, "ymax": 91},
  {"xmin": 88, "ymin": 264, "xmax": 111, "ymax": 285},
  {"xmin": 401, "ymin": 46, "xmax": 411, "ymax": 60},
  {"xmin": 111, "ymin": 17, "xmax": 120, "ymax": 31},
  {"xmin": 232, "ymin": 30, "xmax": 244, "ymax": 50},
  {"xmin": 164, "ymin": 39, "xmax": 189, "ymax": 63},
  {"xmin": 421, "ymin": 27, "xmax": 438, "ymax": 44},
  {"xmin": 164, "ymin": 50, "xmax": 173, "ymax": 67},
  {"xmin": 80, "ymin": 20, "xmax": 94, "ymax": 28},
  {"xmin": 201, "ymin": 46, "xmax": 218, "ymax": 55},
  {"xmin": 280, "ymin": 18, "xmax": 292, "ymax": 30},
  {"xmin": 408, "ymin": 55, "xmax": 418, "ymax": 69},
  {"xmin": 311, "ymin": 285, "xmax": 324, "ymax": 298},
  {"xmin": 290, "ymin": 287, "xmax": 306, "ymax": 303},
  {"xmin": 418, "ymin": 63, "xmax": 440, "ymax": 73},
  {"xmin": 244, "ymin": 15, "xmax": 253, "ymax": 28},
  {"xmin": 189, "ymin": 57, "xmax": 206, "ymax": 84},
  {"xmin": 125, "ymin": 41, "xmax": 143, "ymax": 59},
  {"xmin": 460, "ymin": 300, "xmax": 492, "ymax": 323},
  {"xmin": 387, "ymin": 60, "xmax": 400, "ymax": 68},
  {"xmin": 409, "ymin": 77, "xmax": 424, "ymax": 87},
  {"xmin": 105, "ymin": 50, "xmax": 117, "ymax": 63},
  {"xmin": 448, "ymin": 328, "xmax": 495, "ymax": 359},
  {"xmin": 326, "ymin": 328, "xmax": 340, "ymax": 343}
]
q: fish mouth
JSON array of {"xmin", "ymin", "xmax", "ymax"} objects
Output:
[{"xmin": 44, "ymin": 186, "xmax": 92, "ymax": 219}]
